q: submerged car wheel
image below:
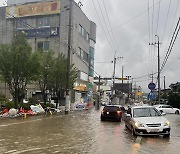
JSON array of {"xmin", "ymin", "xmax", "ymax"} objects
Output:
[
  {"xmin": 131, "ymin": 126, "xmax": 137, "ymax": 136},
  {"xmin": 175, "ymin": 110, "xmax": 179, "ymax": 114},
  {"xmin": 101, "ymin": 116, "xmax": 105, "ymax": 121},
  {"xmin": 163, "ymin": 134, "xmax": 170, "ymax": 138},
  {"xmin": 117, "ymin": 117, "xmax": 121, "ymax": 122}
]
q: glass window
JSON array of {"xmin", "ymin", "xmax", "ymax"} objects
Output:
[
  {"xmin": 37, "ymin": 41, "xmax": 49, "ymax": 51},
  {"xmin": 44, "ymin": 17, "xmax": 50, "ymax": 27},
  {"xmin": 86, "ymin": 32, "xmax": 89, "ymax": 41},
  {"xmin": 82, "ymin": 28, "xmax": 85, "ymax": 37},
  {"xmin": 79, "ymin": 25, "xmax": 82, "ymax": 34},
  {"xmin": 77, "ymin": 47, "xmax": 81, "ymax": 57},
  {"xmin": 44, "ymin": 41, "xmax": 49, "ymax": 51},
  {"xmin": 37, "ymin": 42, "xmax": 43, "ymax": 51},
  {"xmin": 80, "ymin": 49, "xmax": 83, "ymax": 59},
  {"xmin": 83, "ymin": 51, "xmax": 88, "ymax": 62},
  {"xmin": 16, "ymin": 19, "xmax": 27, "ymax": 29},
  {"xmin": 133, "ymin": 108, "xmax": 161, "ymax": 117},
  {"xmin": 37, "ymin": 18, "xmax": 43, "ymax": 28},
  {"xmin": 37, "ymin": 17, "xmax": 50, "ymax": 28}
]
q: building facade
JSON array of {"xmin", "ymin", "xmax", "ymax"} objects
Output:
[{"xmin": 0, "ymin": 0, "xmax": 96, "ymax": 107}]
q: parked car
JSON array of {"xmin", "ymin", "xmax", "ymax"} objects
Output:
[
  {"xmin": 124, "ymin": 106, "xmax": 170, "ymax": 137},
  {"xmin": 154, "ymin": 104, "xmax": 180, "ymax": 114},
  {"xmin": 101, "ymin": 105, "xmax": 122, "ymax": 122},
  {"xmin": 101, "ymin": 101, "xmax": 108, "ymax": 106}
]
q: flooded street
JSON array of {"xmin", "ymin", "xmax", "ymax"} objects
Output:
[{"xmin": 0, "ymin": 108, "xmax": 180, "ymax": 154}]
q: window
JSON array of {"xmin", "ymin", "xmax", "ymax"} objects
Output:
[
  {"xmin": 80, "ymin": 49, "xmax": 83, "ymax": 59},
  {"xmin": 37, "ymin": 41, "xmax": 49, "ymax": 51},
  {"xmin": 77, "ymin": 47, "xmax": 81, "ymax": 57},
  {"xmin": 79, "ymin": 24, "xmax": 89, "ymax": 42},
  {"xmin": 44, "ymin": 17, "xmax": 50, "ymax": 27},
  {"xmin": 37, "ymin": 17, "xmax": 50, "ymax": 28},
  {"xmin": 44, "ymin": 41, "xmax": 49, "ymax": 51},
  {"xmin": 86, "ymin": 33, "xmax": 89, "ymax": 41},
  {"xmin": 37, "ymin": 42, "xmax": 43, "ymax": 50},
  {"xmin": 83, "ymin": 51, "xmax": 88, "ymax": 63},
  {"xmin": 133, "ymin": 108, "xmax": 161, "ymax": 117},
  {"xmin": 79, "ymin": 25, "xmax": 82, "ymax": 34},
  {"xmin": 16, "ymin": 19, "xmax": 27, "ymax": 29}
]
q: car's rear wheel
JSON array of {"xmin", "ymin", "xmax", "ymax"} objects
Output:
[
  {"xmin": 117, "ymin": 117, "xmax": 121, "ymax": 122},
  {"xmin": 160, "ymin": 110, "xmax": 163, "ymax": 114},
  {"xmin": 125, "ymin": 123, "xmax": 128, "ymax": 129},
  {"xmin": 101, "ymin": 116, "xmax": 105, "ymax": 121},
  {"xmin": 175, "ymin": 110, "xmax": 179, "ymax": 114}
]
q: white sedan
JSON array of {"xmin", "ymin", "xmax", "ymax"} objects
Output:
[
  {"xmin": 124, "ymin": 106, "xmax": 170, "ymax": 137},
  {"xmin": 154, "ymin": 104, "xmax": 180, "ymax": 114}
]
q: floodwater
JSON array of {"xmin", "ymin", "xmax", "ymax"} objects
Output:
[{"xmin": 0, "ymin": 107, "xmax": 180, "ymax": 154}]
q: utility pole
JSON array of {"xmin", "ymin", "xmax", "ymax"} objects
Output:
[
  {"xmin": 122, "ymin": 66, "xmax": 124, "ymax": 93},
  {"xmin": 126, "ymin": 75, "xmax": 131, "ymax": 104},
  {"xmin": 96, "ymin": 75, "xmax": 101, "ymax": 110},
  {"xmin": 149, "ymin": 35, "xmax": 161, "ymax": 104},
  {"xmin": 112, "ymin": 54, "xmax": 123, "ymax": 103},
  {"xmin": 164, "ymin": 76, "xmax": 166, "ymax": 99},
  {"xmin": 156, "ymin": 35, "xmax": 161, "ymax": 104},
  {"xmin": 65, "ymin": 0, "xmax": 72, "ymax": 114}
]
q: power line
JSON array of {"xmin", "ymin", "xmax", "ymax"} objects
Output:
[
  {"xmin": 161, "ymin": 17, "xmax": 180, "ymax": 71},
  {"xmin": 163, "ymin": 0, "xmax": 180, "ymax": 61},
  {"xmin": 96, "ymin": 0, "xmax": 117, "ymax": 52},
  {"xmin": 91, "ymin": 0, "xmax": 116, "ymax": 53},
  {"xmin": 102, "ymin": 0, "xmax": 120, "ymax": 54},
  {"xmin": 161, "ymin": 0, "xmax": 172, "ymax": 42}
]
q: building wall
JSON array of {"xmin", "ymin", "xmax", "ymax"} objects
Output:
[{"xmin": 0, "ymin": 0, "xmax": 96, "ymax": 100}]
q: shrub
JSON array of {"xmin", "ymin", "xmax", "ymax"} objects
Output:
[
  {"xmin": 41, "ymin": 103, "xmax": 55, "ymax": 109},
  {"xmin": 5, "ymin": 102, "xmax": 16, "ymax": 109}
]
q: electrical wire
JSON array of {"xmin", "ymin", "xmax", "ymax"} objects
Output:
[
  {"xmin": 162, "ymin": 0, "xmax": 180, "ymax": 63},
  {"xmin": 91, "ymin": 0, "xmax": 116, "ymax": 53},
  {"xmin": 102, "ymin": 0, "xmax": 120, "ymax": 54},
  {"xmin": 161, "ymin": 0, "xmax": 172, "ymax": 42},
  {"xmin": 161, "ymin": 17, "xmax": 180, "ymax": 71}
]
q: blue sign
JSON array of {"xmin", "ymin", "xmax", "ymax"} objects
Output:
[
  {"xmin": 148, "ymin": 90, "xmax": 155, "ymax": 100},
  {"xmin": 18, "ymin": 27, "xmax": 59, "ymax": 38},
  {"xmin": 148, "ymin": 82, "xmax": 156, "ymax": 90}
]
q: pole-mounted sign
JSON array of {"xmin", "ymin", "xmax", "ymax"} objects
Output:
[{"xmin": 148, "ymin": 82, "xmax": 156, "ymax": 90}]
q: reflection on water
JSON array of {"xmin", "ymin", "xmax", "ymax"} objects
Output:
[{"xmin": 0, "ymin": 110, "xmax": 180, "ymax": 154}]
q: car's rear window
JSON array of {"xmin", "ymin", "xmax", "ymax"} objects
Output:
[{"xmin": 104, "ymin": 106, "xmax": 120, "ymax": 111}]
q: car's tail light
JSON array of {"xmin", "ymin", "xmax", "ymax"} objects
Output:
[{"xmin": 117, "ymin": 111, "xmax": 121, "ymax": 115}]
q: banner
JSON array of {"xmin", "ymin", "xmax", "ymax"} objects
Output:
[
  {"xmin": 18, "ymin": 27, "xmax": 59, "ymax": 38},
  {"xmin": 6, "ymin": 1, "xmax": 60, "ymax": 18}
]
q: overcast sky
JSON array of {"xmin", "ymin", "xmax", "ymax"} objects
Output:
[
  {"xmin": 74, "ymin": 0, "xmax": 180, "ymax": 93},
  {"xmin": 1, "ymin": 0, "xmax": 180, "ymax": 93}
]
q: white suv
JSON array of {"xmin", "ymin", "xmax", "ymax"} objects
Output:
[{"xmin": 154, "ymin": 104, "xmax": 180, "ymax": 114}]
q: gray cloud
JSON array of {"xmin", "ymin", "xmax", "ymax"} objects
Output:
[{"xmin": 76, "ymin": 0, "xmax": 180, "ymax": 93}]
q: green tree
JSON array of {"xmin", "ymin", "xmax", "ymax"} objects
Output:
[
  {"xmin": 38, "ymin": 50, "xmax": 54, "ymax": 104},
  {"xmin": 49, "ymin": 53, "xmax": 78, "ymax": 107},
  {"xmin": 168, "ymin": 92, "xmax": 180, "ymax": 108},
  {"xmin": 0, "ymin": 33, "xmax": 41, "ymax": 107}
]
